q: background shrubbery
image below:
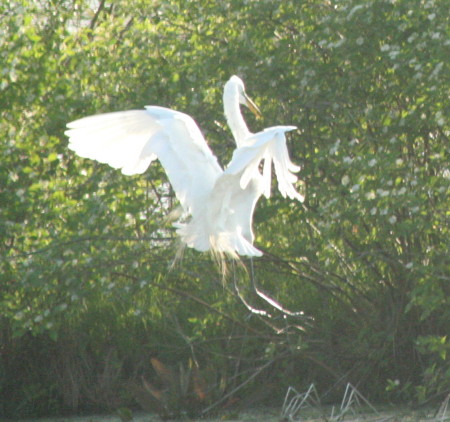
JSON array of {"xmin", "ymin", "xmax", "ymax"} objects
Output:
[{"xmin": 1, "ymin": 0, "xmax": 448, "ymax": 417}]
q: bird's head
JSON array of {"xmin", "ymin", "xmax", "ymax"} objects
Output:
[{"xmin": 226, "ymin": 75, "xmax": 262, "ymax": 119}]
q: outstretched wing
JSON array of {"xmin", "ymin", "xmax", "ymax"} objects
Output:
[
  {"xmin": 66, "ymin": 106, "xmax": 223, "ymax": 212},
  {"xmin": 224, "ymin": 126, "xmax": 304, "ymax": 202}
]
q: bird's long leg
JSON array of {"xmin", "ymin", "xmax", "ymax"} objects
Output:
[
  {"xmin": 249, "ymin": 257, "xmax": 306, "ymax": 318},
  {"xmin": 232, "ymin": 259, "xmax": 272, "ymax": 317}
]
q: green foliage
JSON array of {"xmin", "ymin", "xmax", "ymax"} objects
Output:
[{"xmin": 1, "ymin": 0, "xmax": 448, "ymax": 417}]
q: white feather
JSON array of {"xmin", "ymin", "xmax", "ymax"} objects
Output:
[{"xmin": 224, "ymin": 125, "xmax": 303, "ymax": 202}]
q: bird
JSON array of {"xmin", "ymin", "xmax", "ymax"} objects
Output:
[{"xmin": 65, "ymin": 75, "xmax": 303, "ymax": 258}]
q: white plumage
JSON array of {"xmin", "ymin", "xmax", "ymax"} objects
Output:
[{"xmin": 66, "ymin": 76, "xmax": 303, "ymax": 257}]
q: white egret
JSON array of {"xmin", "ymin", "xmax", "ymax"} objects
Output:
[{"xmin": 65, "ymin": 76, "xmax": 303, "ymax": 258}]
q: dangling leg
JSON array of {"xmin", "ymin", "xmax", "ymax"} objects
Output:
[
  {"xmin": 232, "ymin": 258, "xmax": 271, "ymax": 317},
  {"xmin": 249, "ymin": 257, "xmax": 307, "ymax": 318}
]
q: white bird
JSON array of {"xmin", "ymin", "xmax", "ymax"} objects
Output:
[{"xmin": 65, "ymin": 75, "xmax": 303, "ymax": 258}]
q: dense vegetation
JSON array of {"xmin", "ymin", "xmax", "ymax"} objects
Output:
[{"xmin": 1, "ymin": 0, "xmax": 448, "ymax": 418}]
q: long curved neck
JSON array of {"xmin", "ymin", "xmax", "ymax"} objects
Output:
[{"xmin": 223, "ymin": 87, "xmax": 251, "ymax": 147}]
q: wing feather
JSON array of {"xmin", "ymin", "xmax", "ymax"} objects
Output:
[
  {"xmin": 224, "ymin": 126, "xmax": 303, "ymax": 202},
  {"xmin": 66, "ymin": 106, "xmax": 223, "ymax": 212},
  {"xmin": 66, "ymin": 110, "xmax": 160, "ymax": 173}
]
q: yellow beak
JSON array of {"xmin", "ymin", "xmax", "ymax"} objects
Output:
[{"xmin": 244, "ymin": 93, "xmax": 262, "ymax": 119}]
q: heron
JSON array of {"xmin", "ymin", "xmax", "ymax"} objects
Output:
[{"xmin": 65, "ymin": 75, "xmax": 303, "ymax": 258}]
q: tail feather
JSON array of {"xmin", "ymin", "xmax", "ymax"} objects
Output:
[{"xmin": 175, "ymin": 221, "xmax": 262, "ymax": 258}]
